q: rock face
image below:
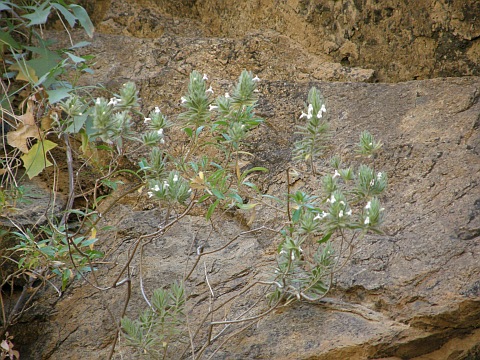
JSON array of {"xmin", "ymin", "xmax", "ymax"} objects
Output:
[
  {"xmin": 9, "ymin": 1, "xmax": 480, "ymax": 359},
  {"xmin": 82, "ymin": 0, "xmax": 480, "ymax": 82}
]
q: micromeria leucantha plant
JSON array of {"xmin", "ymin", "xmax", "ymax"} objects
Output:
[
  {"xmin": 120, "ymin": 74, "xmax": 388, "ymax": 358},
  {"xmin": 265, "ymin": 87, "xmax": 387, "ymax": 304},
  {"xmin": 121, "ymin": 70, "xmax": 267, "ymax": 358}
]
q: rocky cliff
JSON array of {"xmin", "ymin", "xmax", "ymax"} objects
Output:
[{"xmin": 9, "ymin": 0, "xmax": 480, "ymax": 359}]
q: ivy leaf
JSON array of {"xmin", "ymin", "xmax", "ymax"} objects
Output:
[
  {"xmin": 21, "ymin": 139, "xmax": 58, "ymax": 179},
  {"xmin": 22, "ymin": 3, "xmax": 52, "ymax": 26},
  {"xmin": 46, "ymin": 88, "xmax": 72, "ymax": 104},
  {"xmin": 0, "ymin": 30, "xmax": 20, "ymax": 50}
]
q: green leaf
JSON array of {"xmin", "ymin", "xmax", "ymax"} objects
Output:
[
  {"xmin": 239, "ymin": 166, "xmax": 267, "ymax": 183},
  {"xmin": 206, "ymin": 199, "xmax": 220, "ymax": 221},
  {"xmin": 69, "ymin": 5, "xmax": 94, "ymax": 38},
  {"xmin": 40, "ymin": 246, "xmax": 56, "ymax": 257},
  {"xmin": 65, "ymin": 51, "xmax": 86, "ymax": 64},
  {"xmin": 197, "ymin": 194, "xmax": 210, "ymax": 203},
  {"xmin": 70, "ymin": 41, "xmax": 91, "ymax": 49},
  {"xmin": 26, "ymin": 43, "xmax": 63, "ymax": 79},
  {"xmin": 242, "ymin": 181, "xmax": 259, "ymax": 191},
  {"xmin": 65, "ymin": 113, "xmax": 88, "ymax": 133},
  {"xmin": 211, "ymin": 188, "xmax": 225, "ymax": 199},
  {"xmin": 0, "ymin": 30, "xmax": 20, "ymax": 50},
  {"xmin": 21, "ymin": 139, "xmax": 58, "ymax": 179},
  {"xmin": 184, "ymin": 127, "xmax": 193, "ymax": 137},
  {"xmin": 51, "ymin": 3, "xmax": 77, "ymax": 28},
  {"xmin": 236, "ymin": 203, "xmax": 258, "ymax": 210},
  {"xmin": 292, "ymin": 208, "xmax": 301, "ymax": 222},
  {"xmin": 317, "ymin": 232, "xmax": 332, "ymax": 244},
  {"xmin": 196, "ymin": 125, "xmax": 205, "ymax": 136},
  {"xmin": 46, "ymin": 88, "xmax": 72, "ymax": 104},
  {"xmin": 80, "ymin": 238, "xmax": 98, "ymax": 247},
  {"xmin": 22, "ymin": 3, "xmax": 52, "ymax": 26},
  {"xmin": 61, "ymin": 269, "xmax": 71, "ymax": 291},
  {"xmin": 0, "ymin": 3, "xmax": 12, "ymax": 11}
]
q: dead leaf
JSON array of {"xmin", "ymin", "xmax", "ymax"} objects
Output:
[
  {"xmin": 9, "ymin": 62, "xmax": 38, "ymax": 83},
  {"xmin": 40, "ymin": 115, "xmax": 54, "ymax": 131},
  {"xmin": 18, "ymin": 99, "xmax": 36, "ymax": 126},
  {"xmin": 6, "ymin": 124, "xmax": 40, "ymax": 153}
]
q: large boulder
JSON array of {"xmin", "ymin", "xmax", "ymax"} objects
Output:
[{"xmin": 9, "ymin": 1, "xmax": 480, "ymax": 359}]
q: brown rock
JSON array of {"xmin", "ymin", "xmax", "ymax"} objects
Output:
[{"xmin": 8, "ymin": 1, "xmax": 480, "ymax": 360}]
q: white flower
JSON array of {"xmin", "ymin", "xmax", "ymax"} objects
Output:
[
  {"xmin": 206, "ymin": 86, "xmax": 214, "ymax": 94},
  {"xmin": 108, "ymin": 97, "xmax": 120, "ymax": 106},
  {"xmin": 339, "ymin": 210, "xmax": 344, "ymax": 218},
  {"xmin": 78, "ymin": 112, "xmax": 82, "ymax": 115},
  {"xmin": 253, "ymin": 75, "xmax": 260, "ymax": 82},
  {"xmin": 181, "ymin": 97, "xmax": 187, "ymax": 103},
  {"xmin": 377, "ymin": 172, "xmax": 383, "ymax": 180},
  {"xmin": 225, "ymin": 92, "xmax": 230, "ymax": 98},
  {"xmin": 370, "ymin": 179, "xmax": 375, "ymax": 186},
  {"xmin": 364, "ymin": 217, "xmax": 370, "ymax": 225},
  {"xmin": 153, "ymin": 184, "xmax": 160, "ymax": 192},
  {"xmin": 307, "ymin": 103, "xmax": 313, "ymax": 119},
  {"xmin": 365, "ymin": 201, "xmax": 371, "ymax": 209},
  {"xmin": 160, "ymin": 138, "xmax": 165, "ymax": 144},
  {"xmin": 173, "ymin": 174, "xmax": 179, "ymax": 182},
  {"xmin": 320, "ymin": 104, "xmax": 326, "ymax": 113},
  {"xmin": 346, "ymin": 209, "xmax": 352, "ymax": 216},
  {"xmin": 209, "ymin": 104, "xmax": 218, "ymax": 111},
  {"xmin": 157, "ymin": 128, "xmax": 163, "ymax": 135},
  {"xmin": 369, "ymin": 142, "xmax": 373, "ymax": 146},
  {"xmin": 147, "ymin": 191, "xmax": 154, "ymax": 198},
  {"xmin": 339, "ymin": 200, "xmax": 345, "ymax": 206},
  {"xmin": 144, "ymin": 117, "xmax": 151, "ymax": 123},
  {"xmin": 327, "ymin": 194, "xmax": 336, "ymax": 204},
  {"xmin": 317, "ymin": 110, "xmax": 323, "ymax": 118},
  {"xmin": 253, "ymin": 89, "xmax": 260, "ymax": 93},
  {"xmin": 202, "ymin": 73, "xmax": 208, "ymax": 80},
  {"xmin": 314, "ymin": 211, "xmax": 328, "ymax": 220},
  {"xmin": 163, "ymin": 181, "xmax": 169, "ymax": 188},
  {"xmin": 291, "ymin": 252, "xmax": 295, "ymax": 261},
  {"xmin": 102, "ymin": 111, "xmax": 106, "ymax": 115},
  {"xmin": 155, "ymin": 106, "xmax": 161, "ymax": 113},
  {"xmin": 333, "ymin": 170, "xmax": 340, "ymax": 178},
  {"xmin": 299, "ymin": 112, "xmax": 308, "ymax": 119},
  {"xmin": 95, "ymin": 98, "xmax": 101, "ymax": 105},
  {"xmin": 380, "ymin": 207, "xmax": 385, "ymax": 212}
]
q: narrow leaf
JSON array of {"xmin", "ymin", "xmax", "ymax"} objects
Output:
[
  {"xmin": 69, "ymin": 5, "xmax": 94, "ymax": 37},
  {"xmin": 317, "ymin": 232, "xmax": 332, "ymax": 244},
  {"xmin": 51, "ymin": 3, "xmax": 77, "ymax": 27},
  {"xmin": 206, "ymin": 199, "xmax": 220, "ymax": 221}
]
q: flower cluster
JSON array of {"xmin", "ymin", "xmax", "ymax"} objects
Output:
[
  {"xmin": 142, "ymin": 106, "xmax": 171, "ymax": 146},
  {"xmin": 147, "ymin": 171, "xmax": 192, "ymax": 204},
  {"xmin": 292, "ymin": 87, "xmax": 329, "ymax": 171}
]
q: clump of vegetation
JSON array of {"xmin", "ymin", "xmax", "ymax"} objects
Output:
[{"xmin": 0, "ymin": 2, "xmax": 388, "ymax": 359}]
